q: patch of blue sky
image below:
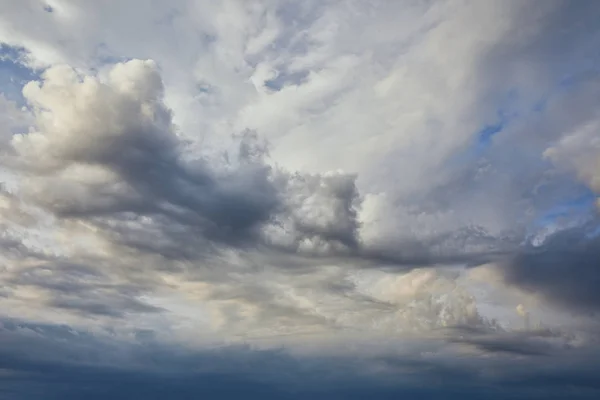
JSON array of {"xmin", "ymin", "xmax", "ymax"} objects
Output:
[
  {"xmin": 466, "ymin": 88, "xmax": 522, "ymax": 158},
  {"xmin": 477, "ymin": 57, "xmax": 600, "ymax": 148},
  {"xmin": 264, "ymin": 69, "xmax": 309, "ymax": 91},
  {"xmin": 475, "ymin": 120, "xmax": 506, "ymax": 147},
  {"xmin": 535, "ymin": 189, "xmax": 597, "ymax": 227},
  {"xmin": 524, "ymin": 188, "xmax": 598, "ymax": 247},
  {"xmin": 452, "ymin": 111, "xmax": 512, "ymax": 166},
  {"xmin": 459, "ymin": 64, "xmax": 599, "ymax": 166},
  {"xmin": 0, "ymin": 44, "xmax": 40, "ymax": 105}
]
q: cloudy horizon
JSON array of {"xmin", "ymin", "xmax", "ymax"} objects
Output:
[{"xmin": 1, "ymin": 1, "xmax": 600, "ymax": 398}]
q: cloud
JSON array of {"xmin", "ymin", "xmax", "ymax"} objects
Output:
[
  {"xmin": 0, "ymin": 60, "xmax": 458, "ymax": 338},
  {"xmin": 446, "ymin": 326, "xmax": 569, "ymax": 357},
  {"xmin": 1, "ymin": 317, "xmax": 600, "ymax": 400},
  {"xmin": 2, "ymin": 0, "xmax": 597, "ymax": 262},
  {"xmin": 516, "ymin": 305, "xmax": 531, "ymax": 330},
  {"xmin": 1, "ymin": 57, "xmax": 523, "ymax": 282},
  {"xmin": 0, "ymin": 93, "xmax": 30, "ymax": 149},
  {"xmin": 4, "ymin": 60, "xmax": 363, "ymax": 261},
  {"xmin": 500, "ymin": 223, "xmax": 600, "ymax": 313},
  {"xmin": 544, "ymin": 119, "xmax": 600, "ymax": 203},
  {"xmin": 1, "ymin": 1, "xmax": 600, "ymax": 398}
]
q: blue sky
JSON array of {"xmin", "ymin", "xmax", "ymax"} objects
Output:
[
  {"xmin": 0, "ymin": 44, "xmax": 40, "ymax": 104},
  {"xmin": 0, "ymin": 1, "xmax": 600, "ymax": 399}
]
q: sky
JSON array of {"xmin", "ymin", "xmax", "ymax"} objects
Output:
[{"xmin": 0, "ymin": 0, "xmax": 600, "ymax": 398}]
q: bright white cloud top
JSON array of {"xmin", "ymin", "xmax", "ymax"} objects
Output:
[{"xmin": 0, "ymin": 1, "xmax": 600, "ymax": 399}]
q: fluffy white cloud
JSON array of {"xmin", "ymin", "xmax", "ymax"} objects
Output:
[{"xmin": 4, "ymin": 60, "xmax": 364, "ymax": 256}]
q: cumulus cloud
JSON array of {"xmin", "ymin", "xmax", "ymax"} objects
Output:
[
  {"xmin": 3, "ymin": 60, "xmax": 363, "ymax": 260},
  {"xmin": 2, "ymin": 57, "xmax": 519, "ymax": 278}
]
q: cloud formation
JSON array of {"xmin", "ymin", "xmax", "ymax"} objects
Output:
[
  {"xmin": 5, "ymin": 60, "xmax": 363, "ymax": 260},
  {"xmin": 0, "ymin": 0, "xmax": 600, "ymax": 398},
  {"xmin": 502, "ymin": 224, "xmax": 600, "ymax": 313}
]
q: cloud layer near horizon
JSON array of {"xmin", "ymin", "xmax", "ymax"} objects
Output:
[{"xmin": 1, "ymin": 0, "xmax": 600, "ymax": 398}]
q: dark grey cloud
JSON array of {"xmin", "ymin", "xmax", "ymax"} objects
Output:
[
  {"xmin": 1, "ymin": 317, "xmax": 600, "ymax": 400},
  {"xmin": 48, "ymin": 295, "xmax": 162, "ymax": 318},
  {"xmin": 361, "ymin": 225, "xmax": 519, "ymax": 268},
  {"xmin": 6, "ymin": 260, "xmax": 162, "ymax": 319},
  {"xmin": 502, "ymin": 223, "xmax": 600, "ymax": 313},
  {"xmin": 446, "ymin": 326, "xmax": 569, "ymax": 357}
]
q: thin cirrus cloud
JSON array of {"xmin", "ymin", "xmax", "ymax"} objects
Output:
[{"xmin": 0, "ymin": 0, "xmax": 600, "ymax": 398}]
